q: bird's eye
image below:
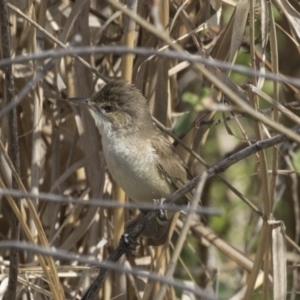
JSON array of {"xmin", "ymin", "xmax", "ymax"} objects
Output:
[{"xmin": 103, "ymin": 105, "xmax": 114, "ymax": 113}]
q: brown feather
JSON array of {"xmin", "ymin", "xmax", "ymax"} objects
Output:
[{"xmin": 151, "ymin": 130, "xmax": 193, "ymax": 202}]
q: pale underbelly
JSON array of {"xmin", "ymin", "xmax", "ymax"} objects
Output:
[{"xmin": 103, "ymin": 148, "xmax": 174, "ymax": 204}]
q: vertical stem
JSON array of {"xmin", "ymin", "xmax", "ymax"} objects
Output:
[
  {"xmin": 245, "ymin": 0, "xmax": 271, "ymax": 298},
  {"xmin": 0, "ymin": 0, "xmax": 20, "ymax": 299},
  {"xmin": 29, "ymin": 0, "xmax": 47, "ymax": 262},
  {"xmin": 121, "ymin": 0, "xmax": 137, "ymax": 82},
  {"xmin": 268, "ymin": 0, "xmax": 279, "ymax": 211}
]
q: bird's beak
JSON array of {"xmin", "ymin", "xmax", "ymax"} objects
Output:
[{"xmin": 68, "ymin": 97, "xmax": 91, "ymax": 107}]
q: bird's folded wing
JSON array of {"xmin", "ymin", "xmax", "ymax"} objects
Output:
[{"xmin": 151, "ymin": 132, "xmax": 193, "ymax": 202}]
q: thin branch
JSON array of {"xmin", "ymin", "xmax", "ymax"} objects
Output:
[
  {"xmin": 166, "ymin": 127, "xmax": 300, "ymax": 204},
  {"xmin": 0, "ymin": 188, "xmax": 221, "ymax": 216},
  {"xmin": 0, "ymin": 46, "xmax": 299, "ymax": 88},
  {"xmin": 0, "ymin": 241, "xmax": 219, "ymax": 300}
]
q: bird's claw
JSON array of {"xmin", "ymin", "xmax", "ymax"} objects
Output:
[
  {"xmin": 120, "ymin": 233, "xmax": 140, "ymax": 254},
  {"xmin": 153, "ymin": 198, "xmax": 169, "ymax": 221}
]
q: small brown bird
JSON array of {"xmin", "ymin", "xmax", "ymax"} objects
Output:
[{"xmin": 71, "ymin": 80, "xmax": 192, "ymax": 245}]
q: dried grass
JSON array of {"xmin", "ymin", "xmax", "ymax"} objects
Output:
[{"xmin": 1, "ymin": 0, "xmax": 300, "ymax": 299}]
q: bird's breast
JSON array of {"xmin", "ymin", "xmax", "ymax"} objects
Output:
[{"xmin": 101, "ymin": 135, "xmax": 174, "ymax": 204}]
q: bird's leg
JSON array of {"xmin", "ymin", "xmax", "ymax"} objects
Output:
[{"xmin": 153, "ymin": 198, "xmax": 169, "ymax": 221}]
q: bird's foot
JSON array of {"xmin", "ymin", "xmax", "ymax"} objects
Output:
[
  {"xmin": 120, "ymin": 233, "xmax": 140, "ymax": 254},
  {"xmin": 153, "ymin": 198, "xmax": 169, "ymax": 221}
]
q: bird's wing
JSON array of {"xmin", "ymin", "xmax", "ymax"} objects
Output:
[{"xmin": 151, "ymin": 132, "xmax": 193, "ymax": 202}]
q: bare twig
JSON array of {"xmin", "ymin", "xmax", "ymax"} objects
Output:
[
  {"xmin": 0, "ymin": 241, "xmax": 218, "ymax": 300},
  {"xmin": 0, "ymin": 46, "xmax": 299, "ymax": 88}
]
